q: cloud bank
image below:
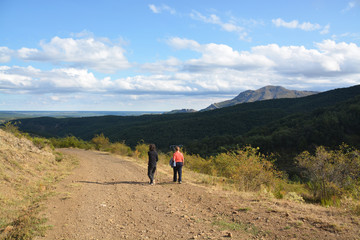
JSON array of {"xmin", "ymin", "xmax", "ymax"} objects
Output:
[
  {"xmin": 1, "ymin": 38, "xmax": 359, "ymax": 99},
  {"xmin": 272, "ymin": 18, "xmax": 330, "ymax": 34},
  {"xmin": 17, "ymin": 36, "xmax": 131, "ymax": 73}
]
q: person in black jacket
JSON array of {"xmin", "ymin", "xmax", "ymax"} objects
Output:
[{"xmin": 148, "ymin": 144, "xmax": 158, "ymax": 185}]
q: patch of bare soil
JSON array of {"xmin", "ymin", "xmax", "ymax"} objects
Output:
[{"xmin": 36, "ymin": 149, "xmax": 360, "ymax": 239}]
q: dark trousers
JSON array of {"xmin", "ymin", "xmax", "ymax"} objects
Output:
[
  {"xmin": 148, "ymin": 165, "xmax": 156, "ymax": 183},
  {"xmin": 173, "ymin": 162, "xmax": 183, "ymax": 182}
]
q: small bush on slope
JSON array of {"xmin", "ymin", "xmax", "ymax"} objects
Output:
[{"xmin": 50, "ymin": 136, "xmax": 93, "ymax": 149}]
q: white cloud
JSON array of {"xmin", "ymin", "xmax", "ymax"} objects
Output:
[
  {"xmin": 149, "ymin": 4, "xmax": 160, "ymax": 13},
  {"xmin": 332, "ymin": 32, "xmax": 360, "ymax": 41},
  {"xmin": 320, "ymin": 24, "xmax": 330, "ymax": 35},
  {"xmin": 272, "ymin": 18, "xmax": 329, "ymax": 34},
  {"xmin": 148, "ymin": 4, "xmax": 176, "ymax": 14},
  {"xmin": 272, "ymin": 18, "xmax": 320, "ymax": 31},
  {"xmin": 0, "ymin": 47, "xmax": 13, "ymax": 62},
  {"xmin": 1, "ymin": 40, "xmax": 360, "ymax": 104},
  {"xmin": 50, "ymin": 95, "xmax": 60, "ymax": 101},
  {"xmin": 16, "ymin": 36, "xmax": 131, "ymax": 73},
  {"xmin": 315, "ymin": 40, "xmax": 360, "ymax": 73},
  {"xmin": 251, "ymin": 40, "xmax": 360, "ymax": 77},
  {"xmin": 342, "ymin": 1, "xmax": 357, "ymax": 12},
  {"xmin": 0, "ymin": 66, "xmax": 34, "ymax": 89},
  {"xmin": 141, "ymin": 57, "xmax": 182, "ymax": 73},
  {"xmin": 190, "ymin": 11, "xmax": 250, "ymax": 41},
  {"xmin": 168, "ymin": 37, "xmax": 274, "ymax": 71},
  {"xmin": 0, "ymin": 66, "xmax": 102, "ymax": 93},
  {"xmin": 165, "ymin": 38, "xmax": 360, "ymax": 88},
  {"xmin": 167, "ymin": 37, "xmax": 201, "ymax": 51}
]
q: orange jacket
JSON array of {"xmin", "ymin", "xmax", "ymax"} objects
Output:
[{"xmin": 173, "ymin": 151, "xmax": 184, "ymax": 163}]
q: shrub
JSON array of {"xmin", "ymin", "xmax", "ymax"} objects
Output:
[
  {"xmin": 108, "ymin": 142, "xmax": 133, "ymax": 156},
  {"xmin": 134, "ymin": 142, "xmax": 149, "ymax": 161},
  {"xmin": 91, "ymin": 133, "xmax": 110, "ymax": 150},
  {"xmin": 1, "ymin": 121, "xmax": 22, "ymax": 137},
  {"xmin": 184, "ymin": 153, "xmax": 213, "ymax": 175},
  {"xmin": 157, "ymin": 152, "xmax": 172, "ymax": 165},
  {"xmin": 50, "ymin": 136, "xmax": 92, "ymax": 149},
  {"xmin": 296, "ymin": 144, "xmax": 360, "ymax": 205},
  {"xmin": 211, "ymin": 146, "xmax": 281, "ymax": 191},
  {"xmin": 31, "ymin": 137, "xmax": 53, "ymax": 150}
]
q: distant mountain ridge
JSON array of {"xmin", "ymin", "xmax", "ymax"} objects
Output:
[
  {"xmin": 164, "ymin": 109, "xmax": 197, "ymax": 114},
  {"xmin": 202, "ymin": 86, "xmax": 319, "ymax": 111}
]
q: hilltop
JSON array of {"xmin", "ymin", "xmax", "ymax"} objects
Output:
[{"xmin": 202, "ymin": 86, "xmax": 318, "ymax": 111}]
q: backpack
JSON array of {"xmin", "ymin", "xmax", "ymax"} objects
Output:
[{"xmin": 169, "ymin": 158, "xmax": 176, "ymax": 168}]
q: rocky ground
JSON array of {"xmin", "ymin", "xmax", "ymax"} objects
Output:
[{"xmin": 35, "ymin": 148, "xmax": 360, "ymax": 239}]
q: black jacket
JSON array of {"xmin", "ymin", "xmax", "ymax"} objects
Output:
[{"xmin": 148, "ymin": 150, "xmax": 158, "ymax": 167}]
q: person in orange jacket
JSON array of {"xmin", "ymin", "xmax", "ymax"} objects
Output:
[{"xmin": 172, "ymin": 146, "xmax": 184, "ymax": 184}]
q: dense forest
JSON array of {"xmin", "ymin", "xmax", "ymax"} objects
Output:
[{"xmin": 11, "ymin": 85, "xmax": 360, "ymax": 174}]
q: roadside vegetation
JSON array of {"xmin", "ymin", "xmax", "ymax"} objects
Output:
[
  {"xmin": 1, "ymin": 121, "xmax": 360, "ymax": 239},
  {"xmin": 45, "ymin": 128, "xmax": 360, "ymax": 212},
  {"xmin": 12, "ymin": 85, "xmax": 360, "ymax": 180}
]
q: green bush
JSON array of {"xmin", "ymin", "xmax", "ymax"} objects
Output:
[
  {"xmin": 180, "ymin": 146, "xmax": 282, "ymax": 192},
  {"xmin": 157, "ymin": 152, "xmax": 172, "ymax": 165},
  {"xmin": 211, "ymin": 146, "xmax": 281, "ymax": 191},
  {"xmin": 31, "ymin": 137, "xmax": 53, "ymax": 150},
  {"xmin": 91, "ymin": 133, "xmax": 110, "ymax": 150},
  {"xmin": 296, "ymin": 144, "xmax": 360, "ymax": 205},
  {"xmin": 108, "ymin": 142, "xmax": 133, "ymax": 156},
  {"xmin": 134, "ymin": 142, "xmax": 149, "ymax": 161},
  {"xmin": 184, "ymin": 153, "xmax": 213, "ymax": 175},
  {"xmin": 50, "ymin": 136, "xmax": 92, "ymax": 149},
  {"xmin": 1, "ymin": 121, "xmax": 22, "ymax": 137}
]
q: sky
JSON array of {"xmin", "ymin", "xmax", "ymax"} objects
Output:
[{"xmin": 0, "ymin": 0, "xmax": 359, "ymax": 111}]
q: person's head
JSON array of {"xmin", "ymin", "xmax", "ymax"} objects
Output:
[
  {"xmin": 149, "ymin": 144, "xmax": 156, "ymax": 151},
  {"xmin": 175, "ymin": 146, "xmax": 180, "ymax": 152}
]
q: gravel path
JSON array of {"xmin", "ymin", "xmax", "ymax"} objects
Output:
[{"xmin": 35, "ymin": 149, "xmax": 360, "ymax": 240}]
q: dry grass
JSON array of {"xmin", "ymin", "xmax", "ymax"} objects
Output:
[{"xmin": 0, "ymin": 129, "xmax": 78, "ymax": 239}]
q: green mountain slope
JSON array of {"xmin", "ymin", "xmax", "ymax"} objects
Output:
[{"xmin": 12, "ymin": 85, "xmax": 360, "ymax": 172}]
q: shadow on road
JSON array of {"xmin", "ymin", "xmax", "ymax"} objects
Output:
[
  {"xmin": 77, "ymin": 180, "xmax": 146, "ymax": 185},
  {"xmin": 77, "ymin": 180, "xmax": 176, "ymax": 186}
]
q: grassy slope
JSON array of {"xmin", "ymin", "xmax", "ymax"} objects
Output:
[{"xmin": 0, "ymin": 129, "xmax": 77, "ymax": 239}]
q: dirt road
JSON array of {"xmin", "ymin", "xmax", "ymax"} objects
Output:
[{"xmin": 36, "ymin": 149, "xmax": 360, "ymax": 239}]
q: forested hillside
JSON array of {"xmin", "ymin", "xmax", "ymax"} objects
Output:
[{"xmin": 11, "ymin": 85, "xmax": 360, "ymax": 173}]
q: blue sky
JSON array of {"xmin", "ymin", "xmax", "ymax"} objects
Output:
[{"xmin": 0, "ymin": 0, "xmax": 359, "ymax": 111}]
